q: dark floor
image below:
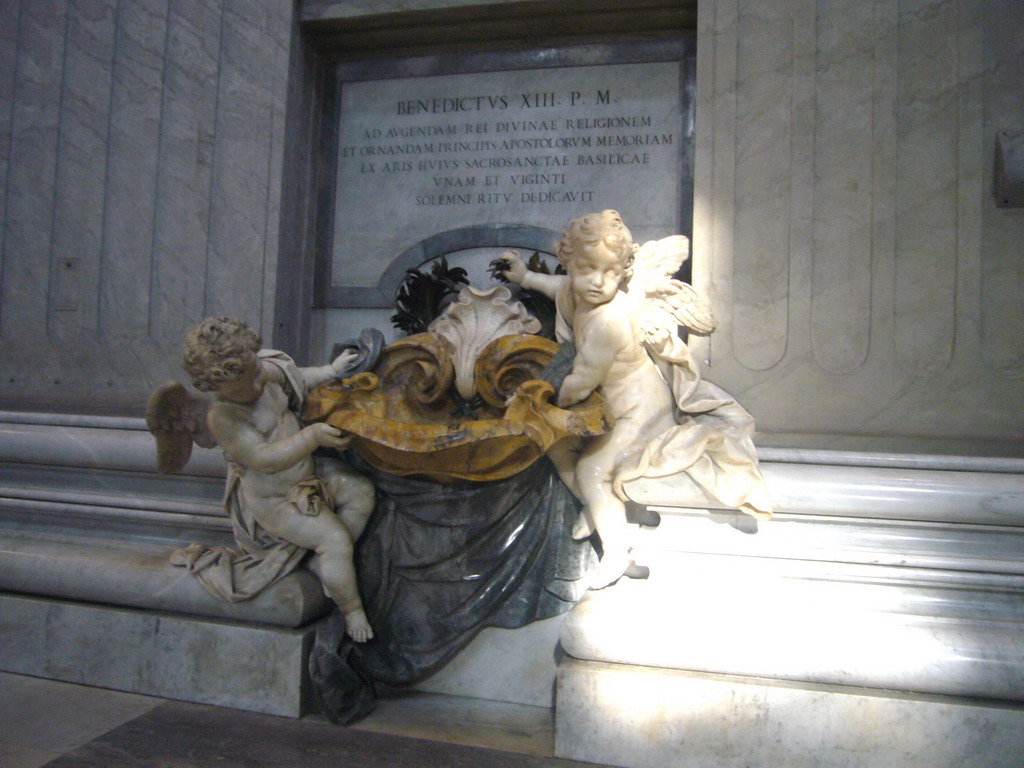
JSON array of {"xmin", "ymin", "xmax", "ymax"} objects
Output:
[{"xmin": 0, "ymin": 672, "xmax": 611, "ymax": 768}]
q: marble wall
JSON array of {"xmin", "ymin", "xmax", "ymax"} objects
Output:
[
  {"xmin": 2, "ymin": 0, "xmax": 1018, "ymax": 442},
  {"xmin": 0, "ymin": 0, "xmax": 293, "ymax": 413},
  {"xmin": 692, "ymin": 0, "xmax": 1024, "ymax": 455}
]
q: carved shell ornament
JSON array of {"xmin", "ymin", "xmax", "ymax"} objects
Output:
[{"xmin": 428, "ymin": 285, "xmax": 541, "ymax": 400}]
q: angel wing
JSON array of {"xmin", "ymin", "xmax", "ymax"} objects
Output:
[
  {"xmin": 625, "ymin": 235, "xmax": 717, "ymax": 344},
  {"xmin": 632, "ymin": 235, "xmax": 691, "ymax": 280},
  {"xmin": 145, "ymin": 380, "xmax": 216, "ymax": 474}
]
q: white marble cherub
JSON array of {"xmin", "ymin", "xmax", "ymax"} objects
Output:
[
  {"xmin": 500, "ymin": 210, "xmax": 772, "ymax": 589},
  {"xmin": 151, "ymin": 316, "xmax": 375, "ymax": 642}
]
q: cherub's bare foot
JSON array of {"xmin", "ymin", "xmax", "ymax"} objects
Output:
[
  {"xmin": 740, "ymin": 503, "xmax": 772, "ymax": 521},
  {"xmin": 623, "ymin": 561, "xmax": 650, "ymax": 580},
  {"xmin": 626, "ymin": 501, "xmax": 661, "ymax": 528},
  {"xmin": 344, "ymin": 608, "xmax": 373, "ymax": 643},
  {"xmin": 571, "ymin": 511, "xmax": 594, "ymax": 540},
  {"xmin": 589, "ymin": 552, "xmax": 631, "ymax": 590}
]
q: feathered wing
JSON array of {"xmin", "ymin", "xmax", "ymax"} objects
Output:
[
  {"xmin": 145, "ymin": 381, "xmax": 216, "ymax": 474},
  {"xmin": 632, "ymin": 235, "xmax": 691, "ymax": 280},
  {"xmin": 626, "ymin": 235, "xmax": 716, "ymax": 344}
]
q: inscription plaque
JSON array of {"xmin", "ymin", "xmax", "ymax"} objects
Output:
[{"xmin": 323, "ymin": 48, "xmax": 691, "ymax": 306}]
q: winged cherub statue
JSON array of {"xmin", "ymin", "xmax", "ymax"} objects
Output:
[
  {"xmin": 147, "ymin": 316, "xmax": 375, "ymax": 642},
  {"xmin": 499, "ymin": 210, "xmax": 772, "ymax": 589}
]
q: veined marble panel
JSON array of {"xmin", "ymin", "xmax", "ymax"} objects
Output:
[
  {"xmin": 149, "ymin": 0, "xmax": 223, "ymax": 347},
  {"xmin": 979, "ymin": 1, "xmax": 1024, "ymax": 377},
  {"xmin": 1, "ymin": 0, "xmax": 66, "ymax": 345},
  {"xmin": 731, "ymin": 0, "xmax": 793, "ymax": 371},
  {"xmin": 0, "ymin": 0, "xmax": 293, "ymax": 412},
  {"xmin": 99, "ymin": 0, "xmax": 169, "ymax": 343},
  {"xmin": 811, "ymin": 0, "xmax": 873, "ymax": 374},
  {"xmin": 48, "ymin": 0, "xmax": 116, "ymax": 342},
  {"xmin": 0, "ymin": 2, "xmax": 17, "ymax": 271},
  {"xmin": 692, "ymin": 0, "xmax": 735, "ymax": 370},
  {"xmin": 894, "ymin": 0, "xmax": 958, "ymax": 376},
  {"xmin": 203, "ymin": 1, "xmax": 284, "ymax": 321},
  {"xmin": 692, "ymin": 0, "xmax": 1024, "ymax": 448}
]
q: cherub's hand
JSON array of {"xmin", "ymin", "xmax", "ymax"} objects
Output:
[
  {"xmin": 330, "ymin": 348, "xmax": 359, "ymax": 377},
  {"xmin": 309, "ymin": 422, "xmax": 353, "ymax": 450},
  {"xmin": 494, "ymin": 249, "xmax": 528, "ymax": 285},
  {"xmin": 557, "ymin": 388, "xmax": 583, "ymax": 409},
  {"xmin": 556, "ymin": 374, "xmax": 590, "ymax": 409}
]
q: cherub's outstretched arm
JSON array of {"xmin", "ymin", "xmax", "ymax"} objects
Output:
[
  {"xmin": 299, "ymin": 349, "xmax": 359, "ymax": 390},
  {"xmin": 499, "ymin": 249, "xmax": 566, "ymax": 300},
  {"xmin": 208, "ymin": 407, "xmax": 350, "ymax": 474}
]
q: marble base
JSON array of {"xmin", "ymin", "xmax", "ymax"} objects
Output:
[
  {"xmin": 555, "ymin": 659, "xmax": 1024, "ymax": 768},
  {"xmin": 415, "ymin": 615, "xmax": 563, "ymax": 708},
  {"xmin": 0, "ymin": 592, "xmax": 317, "ymax": 717}
]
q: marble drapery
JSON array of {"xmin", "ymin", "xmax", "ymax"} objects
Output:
[{"xmin": 309, "ymin": 456, "xmax": 594, "ymax": 723}]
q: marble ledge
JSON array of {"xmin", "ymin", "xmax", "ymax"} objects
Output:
[
  {"xmin": 0, "ymin": 483, "xmax": 222, "ymax": 521},
  {"xmin": 629, "ymin": 550, "xmax": 1024, "ymax": 599},
  {"xmin": 0, "ymin": 530, "xmax": 331, "ymax": 628},
  {"xmin": 624, "ymin": 459, "xmax": 1024, "ymax": 525},
  {"xmin": 755, "ymin": 445, "xmax": 1024, "ymax": 473},
  {"xmin": 559, "ymin": 560, "xmax": 1024, "ymax": 702},
  {"xmin": 0, "ymin": 419, "xmax": 224, "ymax": 476},
  {"xmin": 0, "ymin": 451, "xmax": 224, "ymax": 532},
  {"xmin": 301, "ymin": 0, "xmax": 541, "ymax": 23},
  {"xmin": 0, "ymin": 411, "xmax": 146, "ymax": 430},
  {"xmin": 629, "ymin": 510, "xmax": 1024, "ymax": 576}
]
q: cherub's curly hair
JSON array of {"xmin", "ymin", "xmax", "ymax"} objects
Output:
[
  {"xmin": 182, "ymin": 316, "xmax": 262, "ymax": 392},
  {"xmin": 555, "ymin": 209, "xmax": 638, "ymax": 277}
]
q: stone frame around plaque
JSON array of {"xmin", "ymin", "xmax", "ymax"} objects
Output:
[{"xmin": 313, "ymin": 38, "xmax": 696, "ymax": 308}]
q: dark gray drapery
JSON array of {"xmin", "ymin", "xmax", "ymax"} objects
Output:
[{"xmin": 309, "ymin": 455, "xmax": 594, "ymax": 723}]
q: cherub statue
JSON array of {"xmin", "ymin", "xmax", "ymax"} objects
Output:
[
  {"xmin": 147, "ymin": 316, "xmax": 376, "ymax": 642},
  {"xmin": 499, "ymin": 210, "xmax": 772, "ymax": 588}
]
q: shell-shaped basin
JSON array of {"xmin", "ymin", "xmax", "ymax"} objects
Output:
[{"xmin": 303, "ymin": 332, "xmax": 611, "ymax": 482}]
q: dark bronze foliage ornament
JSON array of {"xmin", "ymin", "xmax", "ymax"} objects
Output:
[
  {"xmin": 488, "ymin": 251, "xmax": 564, "ymax": 340},
  {"xmin": 390, "ymin": 256, "xmax": 470, "ymax": 333}
]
